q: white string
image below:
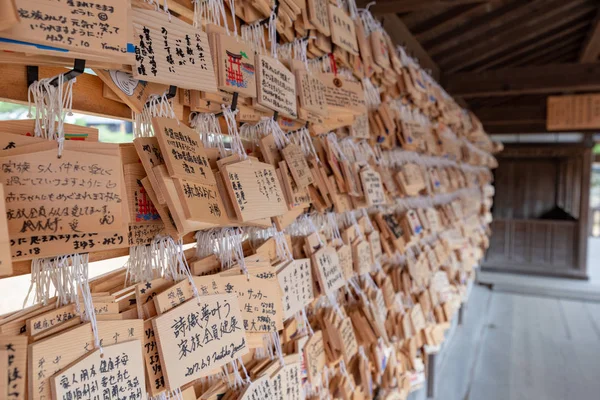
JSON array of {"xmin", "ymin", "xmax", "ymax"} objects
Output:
[
  {"xmin": 268, "ymin": 10, "xmax": 277, "ymax": 58},
  {"xmin": 222, "ymin": 105, "xmax": 247, "ymax": 159},
  {"xmin": 362, "ymin": 77, "xmax": 381, "ymax": 110},
  {"xmin": 273, "ymin": 226, "xmax": 293, "ymax": 261}
]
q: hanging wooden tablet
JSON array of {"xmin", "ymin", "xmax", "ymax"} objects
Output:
[
  {"xmin": 312, "ymin": 245, "xmax": 345, "ymax": 295},
  {"xmin": 0, "ymin": 184, "xmax": 11, "ymax": 276},
  {"xmin": 173, "ymin": 177, "xmax": 229, "ymax": 225},
  {"xmin": 307, "ymin": 0, "xmax": 330, "ymax": 36},
  {"xmin": 279, "ymin": 161, "xmax": 311, "ymax": 208},
  {"xmin": 29, "ymin": 320, "xmax": 144, "ymax": 400},
  {"xmin": 328, "ymin": 5, "xmax": 359, "ymax": 55},
  {"xmin": 277, "ymin": 259, "xmax": 315, "ymax": 320},
  {"xmin": 215, "ymin": 33, "xmax": 257, "ymax": 98},
  {"xmin": 303, "ymin": 331, "xmax": 326, "ymax": 385},
  {"xmin": 52, "ymin": 340, "xmax": 146, "ymax": 400},
  {"xmin": 338, "ymin": 317, "xmax": 358, "ymax": 363},
  {"xmin": 337, "ymin": 244, "xmax": 354, "ymax": 280},
  {"xmin": 360, "ymin": 168, "xmax": 386, "ymax": 206},
  {"xmin": 95, "ymin": 69, "xmax": 170, "ymax": 114},
  {"xmin": 281, "ymin": 143, "xmax": 313, "ymax": 188},
  {"xmin": 256, "ymin": 54, "xmax": 298, "ymax": 118},
  {"xmin": 295, "ymin": 70, "xmax": 328, "ymax": 116},
  {"xmin": 221, "ymin": 160, "xmax": 288, "ymax": 221},
  {"xmin": 124, "ymin": 164, "xmax": 161, "ymax": 224},
  {"xmin": 239, "ymin": 375, "xmax": 272, "ymax": 399},
  {"xmin": 213, "ymin": 274, "xmax": 284, "ymax": 333},
  {"xmin": 396, "ymin": 163, "xmax": 426, "ymax": 196},
  {"xmin": 0, "ymin": 0, "xmax": 129, "ymax": 61},
  {"xmin": 152, "ymin": 294, "xmax": 248, "ymax": 390},
  {"xmin": 353, "ymin": 240, "xmax": 372, "ymax": 275},
  {"xmin": 368, "ymin": 230, "xmax": 382, "ymax": 266},
  {"xmin": 0, "ymin": 335, "xmax": 27, "ymax": 400},
  {"xmin": 370, "ymin": 31, "xmax": 390, "ymax": 70},
  {"xmin": 131, "ymin": 8, "xmax": 218, "ymax": 93},
  {"xmin": 350, "ymin": 114, "xmax": 370, "ymax": 139},
  {"xmin": 0, "ymin": 146, "xmax": 125, "ymax": 238},
  {"xmin": 320, "ymin": 73, "xmax": 367, "ymax": 115},
  {"xmin": 153, "ymin": 118, "xmax": 216, "ymax": 186},
  {"xmin": 259, "ymin": 134, "xmax": 283, "ymax": 167},
  {"xmin": 142, "ymin": 319, "xmax": 167, "ymax": 396}
]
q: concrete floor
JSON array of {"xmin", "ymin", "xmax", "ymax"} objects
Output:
[{"xmin": 410, "ymin": 284, "xmax": 600, "ymax": 400}]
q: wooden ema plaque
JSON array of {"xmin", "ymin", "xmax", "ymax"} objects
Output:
[
  {"xmin": 295, "ymin": 70, "xmax": 328, "ymax": 116},
  {"xmin": 303, "ymin": 331, "xmax": 326, "ymax": 385},
  {"xmin": 153, "ymin": 117, "xmax": 215, "ymax": 186},
  {"xmin": 142, "ymin": 319, "xmax": 166, "ymax": 396},
  {"xmin": 51, "ymin": 340, "xmax": 147, "ymax": 400},
  {"xmin": 0, "ymin": 335, "xmax": 27, "ymax": 400},
  {"xmin": 28, "ymin": 320, "xmax": 144, "ymax": 400},
  {"xmin": 256, "ymin": 54, "xmax": 298, "ymax": 119},
  {"xmin": 152, "ymin": 294, "xmax": 248, "ymax": 390},
  {"xmin": 350, "ymin": 114, "xmax": 370, "ymax": 139},
  {"xmin": 281, "ymin": 143, "xmax": 313, "ymax": 188},
  {"xmin": 173, "ymin": 177, "xmax": 229, "ymax": 226},
  {"xmin": 320, "ymin": 73, "xmax": 367, "ymax": 115},
  {"xmin": 192, "ymin": 273, "xmax": 285, "ymax": 333},
  {"xmin": 215, "ymin": 33, "xmax": 257, "ymax": 98},
  {"xmin": 0, "ymin": 0, "xmax": 129, "ymax": 62},
  {"xmin": 371, "ymin": 31, "xmax": 391, "ymax": 70},
  {"xmin": 95, "ymin": 69, "xmax": 169, "ymax": 114},
  {"xmin": 277, "ymin": 259, "xmax": 315, "ymax": 320},
  {"xmin": 0, "ymin": 147, "xmax": 125, "ymax": 239},
  {"xmin": 337, "ymin": 244, "xmax": 354, "ymax": 280},
  {"xmin": 131, "ymin": 8, "xmax": 217, "ymax": 93},
  {"xmin": 123, "ymin": 163, "xmax": 161, "ymax": 225},
  {"xmin": 328, "ymin": 5, "xmax": 359, "ymax": 55},
  {"xmin": 307, "ymin": 0, "xmax": 331, "ymax": 36},
  {"xmin": 0, "ymin": 184, "xmax": 12, "ymax": 276},
  {"xmin": 360, "ymin": 168, "xmax": 386, "ymax": 206},
  {"xmin": 312, "ymin": 245, "xmax": 345, "ymax": 295},
  {"xmin": 353, "ymin": 240, "xmax": 372, "ymax": 275},
  {"xmin": 221, "ymin": 160, "xmax": 288, "ymax": 221}
]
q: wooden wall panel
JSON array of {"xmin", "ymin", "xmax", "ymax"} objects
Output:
[{"xmin": 484, "ymin": 219, "xmax": 581, "ymax": 278}]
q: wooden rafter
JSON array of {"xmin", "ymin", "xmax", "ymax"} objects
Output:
[
  {"xmin": 441, "ymin": 0, "xmax": 595, "ymax": 72},
  {"xmin": 444, "ymin": 63, "xmax": 600, "ymax": 97},
  {"xmin": 508, "ymin": 34, "xmax": 586, "ymax": 67},
  {"xmin": 381, "ymin": 14, "xmax": 441, "ymax": 80},
  {"xmin": 476, "ymin": 105, "xmax": 546, "ymax": 125},
  {"xmin": 471, "ymin": 20, "xmax": 591, "ymax": 72},
  {"xmin": 361, "ymin": 0, "xmax": 491, "ymax": 14},
  {"xmin": 411, "ymin": 2, "xmax": 495, "ymax": 42},
  {"xmin": 579, "ymin": 8, "xmax": 600, "ymax": 62},
  {"xmin": 424, "ymin": 0, "xmax": 549, "ymax": 56}
]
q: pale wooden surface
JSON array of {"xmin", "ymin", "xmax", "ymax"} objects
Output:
[{"xmin": 410, "ymin": 284, "xmax": 600, "ymax": 400}]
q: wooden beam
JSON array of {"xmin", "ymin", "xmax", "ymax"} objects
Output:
[
  {"xmin": 0, "ymin": 64, "xmax": 131, "ymax": 120},
  {"xmin": 579, "ymin": 8, "xmax": 600, "ymax": 62},
  {"xmin": 425, "ymin": 0, "xmax": 548, "ymax": 56},
  {"xmin": 381, "ymin": 14, "xmax": 440, "ymax": 80},
  {"xmin": 444, "ymin": 63, "xmax": 600, "ymax": 98},
  {"xmin": 471, "ymin": 19, "xmax": 590, "ymax": 72},
  {"xmin": 484, "ymin": 122, "xmax": 597, "ymax": 134},
  {"xmin": 476, "ymin": 105, "xmax": 546, "ymax": 125},
  {"xmin": 441, "ymin": 0, "xmax": 595, "ymax": 72},
  {"xmin": 362, "ymin": 0, "xmax": 491, "ymax": 14},
  {"xmin": 412, "ymin": 2, "xmax": 494, "ymax": 42},
  {"xmin": 509, "ymin": 35, "xmax": 585, "ymax": 67}
]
